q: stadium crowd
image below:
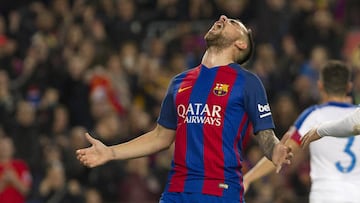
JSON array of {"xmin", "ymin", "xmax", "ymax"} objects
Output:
[{"xmin": 0, "ymin": 0, "xmax": 359, "ymax": 202}]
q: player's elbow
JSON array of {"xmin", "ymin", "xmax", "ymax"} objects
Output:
[{"xmin": 157, "ymin": 135, "xmax": 174, "ymax": 151}]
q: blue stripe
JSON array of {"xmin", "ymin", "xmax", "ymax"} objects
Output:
[
  {"xmin": 324, "ymin": 101, "xmax": 356, "ymax": 108},
  {"xmin": 184, "ymin": 65, "xmax": 219, "ymax": 192},
  {"xmin": 164, "ymin": 161, "xmax": 176, "ymax": 192},
  {"xmin": 222, "ymin": 69, "xmax": 246, "ymax": 199}
]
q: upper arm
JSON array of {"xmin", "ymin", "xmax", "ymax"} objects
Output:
[
  {"xmin": 156, "ymin": 124, "xmax": 176, "ymax": 148},
  {"xmin": 281, "ymin": 127, "xmax": 302, "ymax": 154}
]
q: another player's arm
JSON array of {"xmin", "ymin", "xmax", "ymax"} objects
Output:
[
  {"xmin": 301, "ymin": 108, "xmax": 360, "ymax": 148},
  {"xmin": 76, "ymin": 124, "xmax": 176, "ymax": 168},
  {"xmin": 245, "ymin": 130, "xmax": 300, "ymax": 191}
]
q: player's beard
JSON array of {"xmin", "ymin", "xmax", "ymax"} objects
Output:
[{"xmin": 204, "ymin": 31, "xmax": 235, "ymax": 51}]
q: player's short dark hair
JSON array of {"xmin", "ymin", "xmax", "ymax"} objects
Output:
[
  {"xmin": 237, "ymin": 29, "xmax": 254, "ymax": 65},
  {"xmin": 321, "ymin": 60, "xmax": 351, "ymax": 95}
]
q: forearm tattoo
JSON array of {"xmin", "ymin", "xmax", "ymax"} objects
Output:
[{"xmin": 255, "ymin": 129, "xmax": 279, "ymax": 161}]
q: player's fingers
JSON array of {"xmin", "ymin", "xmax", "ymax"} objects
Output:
[
  {"xmin": 243, "ymin": 182, "xmax": 249, "ymax": 193},
  {"xmin": 276, "ymin": 164, "xmax": 282, "ymax": 173},
  {"xmin": 301, "ymin": 136, "xmax": 310, "ymax": 149},
  {"xmin": 76, "ymin": 149, "xmax": 89, "ymax": 161},
  {"xmin": 77, "ymin": 153, "xmax": 86, "ymax": 162},
  {"xmin": 76, "ymin": 149, "xmax": 84, "ymax": 156},
  {"xmin": 82, "ymin": 159, "xmax": 89, "ymax": 167},
  {"xmin": 284, "ymin": 160, "xmax": 291, "ymax": 166},
  {"xmin": 77, "ymin": 149, "xmax": 90, "ymax": 163},
  {"xmin": 285, "ymin": 153, "xmax": 294, "ymax": 164},
  {"xmin": 301, "ymin": 128, "xmax": 317, "ymax": 148},
  {"xmin": 82, "ymin": 158, "xmax": 95, "ymax": 168},
  {"xmin": 76, "ymin": 153, "xmax": 82, "ymax": 161},
  {"xmin": 85, "ymin": 133, "xmax": 97, "ymax": 145},
  {"xmin": 285, "ymin": 146, "xmax": 292, "ymax": 154},
  {"xmin": 286, "ymin": 152, "xmax": 294, "ymax": 160}
]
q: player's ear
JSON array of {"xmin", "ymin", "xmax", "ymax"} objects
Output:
[{"xmin": 235, "ymin": 40, "xmax": 248, "ymax": 51}]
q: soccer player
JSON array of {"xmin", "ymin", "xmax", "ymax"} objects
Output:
[
  {"xmin": 301, "ymin": 108, "xmax": 360, "ymax": 147},
  {"xmin": 244, "ymin": 60, "xmax": 360, "ymax": 203},
  {"xmin": 76, "ymin": 15, "xmax": 292, "ymax": 203}
]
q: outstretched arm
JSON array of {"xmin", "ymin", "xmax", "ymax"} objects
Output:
[
  {"xmin": 301, "ymin": 108, "xmax": 360, "ymax": 148},
  {"xmin": 243, "ymin": 156, "xmax": 276, "ymax": 191},
  {"xmin": 76, "ymin": 124, "xmax": 176, "ymax": 167}
]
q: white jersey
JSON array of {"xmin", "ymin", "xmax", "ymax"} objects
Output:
[{"xmin": 292, "ymin": 102, "xmax": 360, "ymax": 203}]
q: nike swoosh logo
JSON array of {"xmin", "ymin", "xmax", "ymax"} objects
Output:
[{"xmin": 178, "ymin": 86, "xmax": 192, "ymax": 93}]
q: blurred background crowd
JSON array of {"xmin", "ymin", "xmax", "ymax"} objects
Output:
[{"xmin": 0, "ymin": 0, "xmax": 360, "ymax": 202}]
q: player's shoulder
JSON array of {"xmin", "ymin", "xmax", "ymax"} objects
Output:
[
  {"xmin": 302, "ymin": 105, "xmax": 321, "ymax": 115},
  {"xmin": 172, "ymin": 65, "xmax": 201, "ymax": 81},
  {"xmin": 225, "ymin": 64, "xmax": 261, "ymax": 86},
  {"xmin": 316, "ymin": 102, "xmax": 358, "ymax": 112},
  {"xmin": 298, "ymin": 104, "xmax": 334, "ymax": 118},
  {"xmin": 235, "ymin": 65, "xmax": 263, "ymax": 85},
  {"xmin": 227, "ymin": 63, "xmax": 256, "ymax": 77},
  {"xmin": 295, "ymin": 105, "xmax": 320, "ymax": 125},
  {"xmin": 297, "ymin": 102, "xmax": 357, "ymax": 123}
]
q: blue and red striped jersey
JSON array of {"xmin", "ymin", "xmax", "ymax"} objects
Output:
[{"xmin": 157, "ymin": 63, "xmax": 275, "ymax": 202}]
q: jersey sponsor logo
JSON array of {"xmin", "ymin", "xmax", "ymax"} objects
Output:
[
  {"xmin": 177, "ymin": 103, "xmax": 222, "ymax": 126},
  {"xmin": 218, "ymin": 183, "xmax": 229, "ymax": 189},
  {"xmin": 258, "ymin": 103, "xmax": 272, "ymax": 118},
  {"xmin": 213, "ymin": 83, "xmax": 229, "ymax": 96},
  {"xmin": 178, "ymin": 86, "xmax": 192, "ymax": 93}
]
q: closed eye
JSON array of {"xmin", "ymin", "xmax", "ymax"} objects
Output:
[{"xmin": 229, "ymin": 19, "xmax": 241, "ymax": 28}]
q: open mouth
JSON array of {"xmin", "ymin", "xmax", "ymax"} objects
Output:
[{"xmin": 210, "ymin": 21, "xmax": 223, "ymax": 31}]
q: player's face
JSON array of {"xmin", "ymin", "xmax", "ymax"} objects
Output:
[{"xmin": 204, "ymin": 15, "xmax": 247, "ymax": 48}]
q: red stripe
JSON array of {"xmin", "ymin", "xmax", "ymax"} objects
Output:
[
  {"xmin": 168, "ymin": 66, "xmax": 201, "ymax": 192},
  {"xmin": 202, "ymin": 66, "xmax": 237, "ymax": 196},
  {"xmin": 242, "ymin": 123, "xmax": 253, "ymax": 150},
  {"xmin": 234, "ymin": 113, "xmax": 248, "ymax": 202},
  {"xmin": 290, "ymin": 130, "xmax": 302, "ymax": 145}
]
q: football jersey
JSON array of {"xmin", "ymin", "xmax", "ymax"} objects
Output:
[
  {"xmin": 157, "ymin": 63, "xmax": 275, "ymax": 202},
  {"xmin": 291, "ymin": 102, "xmax": 360, "ymax": 202}
]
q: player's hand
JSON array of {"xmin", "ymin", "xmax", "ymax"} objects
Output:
[
  {"xmin": 76, "ymin": 133, "xmax": 113, "ymax": 168},
  {"xmin": 301, "ymin": 128, "xmax": 321, "ymax": 149},
  {"xmin": 242, "ymin": 176, "xmax": 250, "ymax": 193},
  {"xmin": 272, "ymin": 140, "xmax": 293, "ymax": 173}
]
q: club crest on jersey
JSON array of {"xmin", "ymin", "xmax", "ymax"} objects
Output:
[{"xmin": 213, "ymin": 83, "xmax": 229, "ymax": 96}]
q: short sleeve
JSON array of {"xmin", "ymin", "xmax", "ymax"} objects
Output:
[
  {"xmin": 157, "ymin": 79, "xmax": 178, "ymax": 130},
  {"xmin": 244, "ymin": 73, "xmax": 275, "ymax": 133}
]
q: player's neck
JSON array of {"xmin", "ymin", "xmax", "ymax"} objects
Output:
[
  {"xmin": 323, "ymin": 95, "xmax": 350, "ymax": 103},
  {"xmin": 201, "ymin": 47, "xmax": 235, "ymax": 68}
]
